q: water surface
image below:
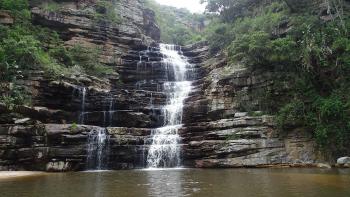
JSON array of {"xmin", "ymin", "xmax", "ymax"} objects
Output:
[{"xmin": 1, "ymin": 168, "xmax": 349, "ymax": 197}]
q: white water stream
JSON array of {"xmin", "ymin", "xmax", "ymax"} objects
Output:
[
  {"xmin": 147, "ymin": 44, "xmax": 193, "ymax": 168},
  {"xmin": 87, "ymin": 127, "xmax": 109, "ymax": 170}
]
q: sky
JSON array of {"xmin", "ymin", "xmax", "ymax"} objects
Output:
[{"xmin": 155, "ymin": 0, "xmax": 206, "ymax": 13}]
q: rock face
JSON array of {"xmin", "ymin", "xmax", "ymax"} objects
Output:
[
  {"xmin": 0, "ymin": 1, "xmax": 324, "ymax": 171},
  {"xmin": 0, "ymin": 41, "xmax": 322, "ymax": 170},
  {"xmin": 179, "ymin": 43, "xmax": 320, "ymax": 168},
  {"xmin": 0, "ymin": 124, "xmax": 151, "ymax": 171},
  {"xmin": 31, "ymin": 0, "xmax": 159, "ymax": 65},
  {"xmin": 0, "ymin": 11, "xmax": 14, "ymax": 25}
]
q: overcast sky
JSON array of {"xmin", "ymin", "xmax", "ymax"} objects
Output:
[{"xmin": 155, "ymin": 0, "xmax": 206, "ymax": 13}]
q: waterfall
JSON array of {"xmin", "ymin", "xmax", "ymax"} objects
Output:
[
  {"xmin": 87, "ymin": 127, "xmax": 110, "ymax": 170},
  {"xmin": 108, "ymin": 95, "xmax": 115, "ymax": 127},
  {"xmin": 147, "ymin": 44, "xmax": 192, "ymax": 168},
  {"xmin": 103, "ymin": 95, "xmax": 115, "ymax": 127},
  {"xmin": 78, "ymin": 87, "xmax": 87, "ymax": 124}
]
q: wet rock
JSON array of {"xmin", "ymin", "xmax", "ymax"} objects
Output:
[
  {"xmin": 46, "ymin": 161, "xmax": 72, "ymax": 172},
  {"xmin": 14, "ymin": 118, "xmax": 31, "ymax": 124},
  {"xmin": 337, "ymin": 157, "xmax": 350, "ymax": 167},
  {"xmin": 317, "ymin": 163, "xmax": 331, "ymax": 169},
  {"xmin": 143, "ymin": 8, "xmax": 160, "ymax": 41},
  {"xmin": 337, "ymin": 157, "xmax": 350, "ymax": 164}
]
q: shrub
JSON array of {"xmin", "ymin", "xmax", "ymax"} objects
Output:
[
  {"xmin": 205, "ymin": 21, "xmax": 234, "ymax": 54},
  {"xmin": 144, "ymin": 0, "xmax": 205, "ymax": 45},
  {"xmin": 276, "ymin": 100, "xmax": 305, "ymax": 129},
  {"xmin": 70, "ymin": 122, "xmax": 78, "ymax": 132},
  {"xmin": 49, "ymin": 45, "xmax": 74, "ymax": 67},
  {"xmin": 0, "ymin": 84, "xmax": 31, "ymax": 109},
  {"xmin": 42, "ymin": 1, "xmax": 60, "ymax": 12},
  {"xmin": 228, "ymin": 31, "xmax": 271, "ymax": 67},
  {"xmin": 203, "ymin": 0, "xmax": 350, "ymax": 157},
  {"xmin": 95, "ymin": 0, "xmax": 121, "ymax": 23},
  {"xmin": 269, "ymin": 36, "xmax": 299, "ymax": 68},
  {"xmin": 2, "ymin": 35, "xmax": 42, "ymax": 70},
  {"xmin": 67, "ymin": 45, "xmax": 115, "ymax": 76},
  {"xmin": 0, "ymin": 0, "xmax": 28, "ymax": 11}
]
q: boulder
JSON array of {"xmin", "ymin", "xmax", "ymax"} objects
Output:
[
  {"xmin": 46, "ymin": 161, "xmax": 72, "ymax": 172},
  {"xmin": 337, "ymin": 157, "xmax": 350, "ymax": 166}
]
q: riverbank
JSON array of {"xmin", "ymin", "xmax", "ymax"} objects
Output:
[{"xmin": 0, "ymin": 171, "xmax": 46, "ymax": 180}]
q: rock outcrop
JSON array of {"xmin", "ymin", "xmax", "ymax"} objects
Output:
[
  {"xmin": 0, "ymin": 123, "xmax": 151, "ymax": 171},
  {"xmin": 178, "ymin": 43, "xmax": 321, "ymax": 168},
  {"xmin": 31, "ymin": 0, "xmax": 159, "ymax": 65}
]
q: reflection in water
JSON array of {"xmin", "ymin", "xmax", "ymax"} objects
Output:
[
  {"xmin": 89, "ymin": 172, "xmax": 103, "ymax": 197},
  {"xmin": 145, "ymin": 169, "xmax": 184, "ymax": 197},
  {"xmin": 0, "ymin": 169, "xmax": 350, "ymax": 197}
]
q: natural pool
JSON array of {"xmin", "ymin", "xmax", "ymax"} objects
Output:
[{"xmin": 0, "ymin": 168, "xmax": 350, "ymax": 197}]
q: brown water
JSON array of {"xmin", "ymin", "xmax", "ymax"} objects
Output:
[{"xmin": 0, "ymin": 168, "xmax": 350, "ymax": 197}]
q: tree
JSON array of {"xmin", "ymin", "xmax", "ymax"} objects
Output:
[{"xmin": 201, "ymin": 0, "xmax": 261, "ymax": 22}]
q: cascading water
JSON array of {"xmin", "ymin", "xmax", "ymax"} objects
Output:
[
  {"xmin": 78, "ymin": 87, "xmax": 87, "ymax": 124},
  {"xmin": 87, "ymin": 127, "xmax": 110, "ymax": 170},
  {"xmin": 147, "ymin": 44, "xmax": 193, "ymax": 168},
  {"xmin": 72, "ymin": 84, "xmax": 112, "ymax": 170},
  {"xmin": 108, "ymin": 96, "xmax": 115, "ymax": 127}
]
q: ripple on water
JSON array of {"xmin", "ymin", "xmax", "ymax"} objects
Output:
[{"xmin": 0, "ymin": 169, "xmax": 349, "ymax": 197}]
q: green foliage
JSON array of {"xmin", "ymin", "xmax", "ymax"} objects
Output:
[
  {"xmin": 202, "ymin": 0, "xmax": 350, "ymax": 156},
  {"xmin": 311, "ymin": 96, "xmax": 349, "ymax": 151},
  {"xmin": 1, "ymin": 1, "xmax": 116, "ymax": 108},
  {"xmin": 70, "ymin": 122, "xmax": 78, "ymax": 132},
  {"xmin": 41, "ymin": 1, "xmax": 61, "ymax": 12},
  {"xmin": 0, "ymin": 84, "xmax": 31, "ymax": 109},
  {"xmin": 247, "ymin": 111, "xmax": 264, "ymax": 117},
  {"xmin": 205, "ymin": 1, "xmax": 288, "ymax": 55},
  {"xmin": 0, "ymin": 24, "xmax": 66, "ymax": 79},
  {"xmin": 276, "ymin": 100, "xmax": 305, "ymax": 129},
  {"xmin": 226, "ymin": 133, "xmax": 240, "ymax": 141},
  {"xmin": 0, "ymin": 0, "xmax": 28, "ymax": 11},
  {"xmin": 205, "ymin": 21, "xmax": 234, "ymax": 54},
  {"xmin": 277, "ymin": 91, "xmax": 350, "ymax": 156},
  {"xmin": 3, "ymin": 35, "xmax": 42, "ymax": 69},
  {"xmin": 202, "ymin": 0, "xmax": 256, "ymax": 22},
  {"xmin": 228, "ymin": 32, "xmax": 298, "ymax": 69},
  {"xmin": 67, "ymin": 45, "xmax": 114, "ymax": 76},
  {"xmin": 228, "ymin": 31, "xmax": 270, "ymax": 67},
  {"xmin": 144, "ymin": 0, "xmax": 205, "ymax": 45},
  {"xmin": 48, "ymin": 45, "xmax": 73, "ymax": 66}
]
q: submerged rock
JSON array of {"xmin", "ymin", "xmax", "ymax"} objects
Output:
[{"xmin": 316, "ymin": 163, "xmax": 332, "ymax": 169}]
